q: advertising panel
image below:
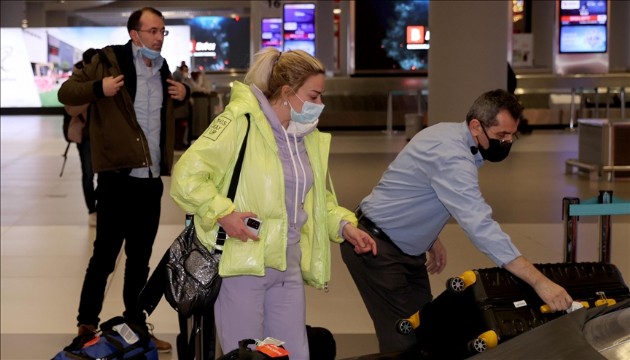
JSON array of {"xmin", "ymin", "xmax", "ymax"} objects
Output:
[
  {"xmin": 1, "ymin": 26, "xmax": 190, "ymax": 108},
  {"xmin": 353, "ymin": 0, "xmax": 430, "ymax": 73},
  {"xmin": 261, "ymin": 18, "xmax": 282, "ymax": 51},
  {"xmin": 187, "ymin": 16, "xmax": 250, "ymax": 71},
  {"xmin": 283, "ymin": 3, "xmax": 316, "ymax": 56},
  {"xmin": 558, "ymin": 0, "xmax": 608, "ymax": 54}
]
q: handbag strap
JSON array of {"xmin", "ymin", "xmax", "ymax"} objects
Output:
[
  {"xmin": 216, "ymin": 113, "xmax": 251, "ymax": 253},
  {"xmin": 227, "ymin": 113, "xmax": 250, "ymax": 201}
]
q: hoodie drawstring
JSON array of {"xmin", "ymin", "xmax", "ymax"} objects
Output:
[{"xmin": 281, "ymin": 128, "xmax": 306, "ymax": 225}]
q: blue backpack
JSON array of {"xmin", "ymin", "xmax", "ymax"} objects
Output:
[{"xmin": 52, "ymin": 317, "xmax": 158, "ymax": 360}]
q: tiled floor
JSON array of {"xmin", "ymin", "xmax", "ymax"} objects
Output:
[{"xmin": 1, "ymin": 115, "xmax": 629, "ymax": 359}]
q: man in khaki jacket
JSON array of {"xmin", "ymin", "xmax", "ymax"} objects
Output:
[{"xmin": 57, "ymin": 7, "xmax": 189, "ymax": 353}]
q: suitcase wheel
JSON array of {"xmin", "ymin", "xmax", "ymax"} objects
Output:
[
  {"xmin": 468, "ymin": 330, "xmax": 499, "ymax": 354},
  {"xmin": 446, "ymin": 271, "xmax": 476, "ymax": 293},
  {"xmin": 468, "ymin": 337, "xmax": 488, "ymax": 354},
  {"xmin": 396, "ymin": 319, "xmax": 414, "ymax": 335},
  {"xmin": 446, "ymin": 277, "xmax": 466, "ymax": 293},
  {"xmin": 395, "ymin": 311, "xmax": 420, "ymax": 335}
]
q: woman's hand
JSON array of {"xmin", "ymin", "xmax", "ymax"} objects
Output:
[
  {"xmin": 342, "ymin": 224, "xmax": 377, "ymax": 255},
  {"xmin": 216, "ymin": 211, "xmax": 260, "ymax": 241},
  {"xmin": 426, "ymin": 237, "xmax": 446, "ymax": 274}
]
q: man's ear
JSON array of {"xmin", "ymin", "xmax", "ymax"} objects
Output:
[
  {"xmin": 469, "ymin": 119, "xmax": 482, "ymax": 137},
  {"xmin": 129, "ymin": 29, "xmax": 139, "ymax": 44}
]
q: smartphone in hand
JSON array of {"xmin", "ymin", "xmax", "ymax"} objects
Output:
[{"xmin": 245, "ymin": 217, "xmax": 262, "ymax": 236}]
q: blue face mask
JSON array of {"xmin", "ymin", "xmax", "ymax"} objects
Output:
[
  {"xmin": 290, "ymin": 92, "xmax": 325, "ymax": 124},
  {"xmin": 138, "ymin": 40, "xmax": 161, "ymax": 60}
]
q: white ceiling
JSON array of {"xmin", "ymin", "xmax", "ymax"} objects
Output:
[{"xmin": 41, "ymin": 0, "xmax": 253, "ymax": 26}]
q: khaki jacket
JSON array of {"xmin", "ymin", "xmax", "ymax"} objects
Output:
[{"xmin": 58, "ymin": 41, "xmax": 189, "ymax": 175}]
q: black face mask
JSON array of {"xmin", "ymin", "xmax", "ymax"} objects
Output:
[{"xmin": 477, "ymin": 126, "xmax": 512, "ymax": 162}]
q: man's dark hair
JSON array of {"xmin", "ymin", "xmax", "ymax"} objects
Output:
[
  {"xmin": 465, "ymin": 89, "xmax": 523, "ymax": 127},
  {"xmin": 127, "ymin": 7, "xmax": 164, "ymax": 32}
]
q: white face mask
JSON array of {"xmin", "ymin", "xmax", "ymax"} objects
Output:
[
  {"xmin": 290, "ymin": 92, "xmax": 325, "ymax": 124},
  {"xmin": 138, "ymin": 39, "xmax": 161, "ymax": 60}
]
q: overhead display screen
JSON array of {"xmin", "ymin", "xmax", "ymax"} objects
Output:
[
  {"xmin": 354, "ymin": 0, "xmax": 430, "ymax": 73},
  {"xmin": 283, "ymin": 3, "xmax": 316, "ymax": 56},
  {"xmin": 186, "ymin": 16, "xmax": 250, "ymax": 71},
  {"xmin": 558, "ymin": 0, "xmax": 608, "ymax": 53},
  {"xmin": 261, "ymin": 18, "xmax": 282, "ymax": 51}
]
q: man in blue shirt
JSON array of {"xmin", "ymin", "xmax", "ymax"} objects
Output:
[{"xmin": 341, "ymin": 89, "xmax": 573, "ymax": 353}]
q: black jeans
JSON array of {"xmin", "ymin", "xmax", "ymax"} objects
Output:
[
  {"xmin": 77, "ymin": 172, "xmax": 163, "ymax": 327},
  {"xmin": 76, "ymin": 139, "xmax": 96, "ymax": 214}
]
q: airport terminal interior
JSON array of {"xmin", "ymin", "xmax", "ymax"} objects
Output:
[
  {"xmin": 1, "ymin": 1, "xmax": 630, "ymax": 359},
  {"xmin": 2, "ymin": 117, "xmax": 629, "ymax": 359}
]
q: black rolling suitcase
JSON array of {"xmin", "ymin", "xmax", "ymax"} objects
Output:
[{"xmin": 411, "ymin": 262, "xmax": 629, "ymax": 359}]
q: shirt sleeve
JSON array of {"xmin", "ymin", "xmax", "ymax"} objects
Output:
[{"xmin": 428, "ymin": 149, "xmax": 521, "ymax": 266}]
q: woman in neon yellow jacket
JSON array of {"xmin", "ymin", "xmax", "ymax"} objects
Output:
[{"xmin": 170, "ymin": 48, "xmax": 377, "ymax": 358}]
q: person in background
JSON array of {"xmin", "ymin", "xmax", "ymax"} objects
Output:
[
  {"xmin": 173, "ymin": 61, "xmax": 197, "ymax": 90},
  {"xmin": 508, "ymin": 62, "xmax": 533, "ymax": 134},
  {"xmin": 507, "ymin": 62, "xmax": 517, "ymax": 95},
  {"xmin": 57, "ymin": 6, "xmax": 190, "ymax": 353},
  {"xmin": 172, "ymin": 60, "xmax": 188, "ymax": 82},
  {"xmin": 172, "ymin": 62, "xmax": 195, "ymax": 150},
  {"xmin": 170, "ymin": 47, "xmax": 377, "ymax": 358},
  {"xmin": 63, "ymin": 49, "xmax": 99, "ymax": 227},
  {"xmin": 63, "ymin": 102, "xmax": 96, "ymax": 226},
  {"xmin": 172, "ymin": 63, "xmax": 214, "ymax": 149},
  {"xmin": 190, "ymin": 70, "xmax": 209, "ymax": 93},
  {"xmin": 341, "ymin": 89, "xmax": 572, "ymax": 353}
]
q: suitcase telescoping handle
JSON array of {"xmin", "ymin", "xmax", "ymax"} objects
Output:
[
  {"xmin": 540, "ymin": 301, "xmax": 589, "ymax": 314},
  {"xmin": 540, "ymin": 290, "xmax": 618, "ymax": 313}
]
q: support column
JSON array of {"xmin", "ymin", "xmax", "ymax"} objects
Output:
[{"xmin": 428, "ymin": 1, "xmax": 509, "ymax": 125}]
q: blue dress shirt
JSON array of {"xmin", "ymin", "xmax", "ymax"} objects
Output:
[
  {"xmin": 129, "ymin": 43, "xmax": 163, "ymax": 178},
  {"xmin": 360, "ymin": 121, "xmax": 521, "ymax": 266}
]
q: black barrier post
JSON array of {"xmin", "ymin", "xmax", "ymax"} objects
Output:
[
  {"xmin": 598, "ymin": 191, "xmax": 613, "ymax": 263},
  {"xmin": 562, "ymin": 197, "xmax": 580, "ymax": 262}
]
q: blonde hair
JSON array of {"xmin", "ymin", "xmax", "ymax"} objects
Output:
[{"xmin": 244, "ymin": 48, "xmax": 325, "ymax": 102}]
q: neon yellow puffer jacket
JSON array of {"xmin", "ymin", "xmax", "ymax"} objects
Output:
[{"xmin": 170, "ymin": 82, "xmax": 357, "ymax": 289}]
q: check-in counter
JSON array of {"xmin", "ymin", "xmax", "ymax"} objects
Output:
[
  {"xmin": 515, "ymin": 73, "xmax": 629, "ymax": 127},
  {"xmin": 197, "ymin": 72, "xmax": 629, "ymax": 131}
]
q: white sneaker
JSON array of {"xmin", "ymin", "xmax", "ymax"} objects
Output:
[{"xmin": 89, "ymin": 213, "xmax": 97, "ymax": 227}]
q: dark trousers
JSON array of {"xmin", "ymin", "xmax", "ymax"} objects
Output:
[
  {"xmin": 340, "ymin": 221, "xmax": 432, "ymax": 353},
  {"xmin": 77, "ymin": 172, "xmax": 163, "ymax": 327},
  {"xmin": 76, "ymin": 139, "xmax": 96, "ymax": 214}
]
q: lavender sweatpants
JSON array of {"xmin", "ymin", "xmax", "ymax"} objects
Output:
[{"xmin": 214, "ymin": 243, "xmax": 309, "ymax": 359}]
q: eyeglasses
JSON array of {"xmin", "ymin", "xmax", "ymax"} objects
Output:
[
  {"xmin": 481, "ymin": 126, "xmax": 518, "ymax": 147},
  {"xmin": 136, "ymin": 28, "xmax": 169, "ymax": 37}
]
